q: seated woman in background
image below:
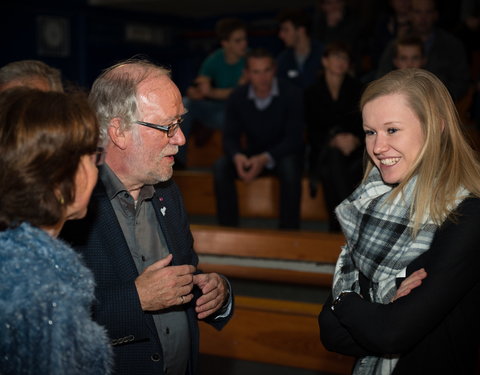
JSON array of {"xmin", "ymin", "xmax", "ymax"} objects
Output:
[
  {"xmin": 319, "ymin": 68, "xmax": 480, "ymax": 374},
  {"xmin": 304, "ymin": 41, "xmax": 364, "ymax": 232},
  {"xmin": 0, "ymin": 88, "xmax": 112, "ymax": 374}
]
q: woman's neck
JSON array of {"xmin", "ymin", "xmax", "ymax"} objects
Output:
[
  {"xmin": 41, "ymin": 220, "xmax": 65, "ymax": 237},
  {"xmin": 325, "ymin": 71, "xmax": 345, "ymax": 100},
  {"xmin": 294, "ymin": 37, "xmax": 311, "ymax": 57}
]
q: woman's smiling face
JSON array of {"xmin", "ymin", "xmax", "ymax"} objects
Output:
[{"xmin": 363, "ymin": 93, "xmax": 425, "ymax": 184}]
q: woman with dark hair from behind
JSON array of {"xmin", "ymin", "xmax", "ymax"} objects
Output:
[
  {"xmin": 0, "ymin": 88, "xmax": 112, "ymax": 374},
  {"xmin": 319, "ymin": 68, "xmax": 480, "ymax": 374}
]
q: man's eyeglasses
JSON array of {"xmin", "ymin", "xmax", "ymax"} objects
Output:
[
  {"xmin": 135, "ymin": 117, "xmax": 184, "ymax": 138},
  {"xmin": 93, "ymin": 146, "xmax": 106, "ymax": 166}
]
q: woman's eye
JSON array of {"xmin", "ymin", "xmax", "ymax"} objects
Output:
[
  {"xmin": 364, "ymin": 129, "xmax": 375, "ymax": 136},
  {"xmin": 387, "ymin": 128, "xmax": 399, "ymax": 134}
]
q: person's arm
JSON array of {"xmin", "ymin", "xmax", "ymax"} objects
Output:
[
  {"xmin": 207, "ymin": 87, "xmax": 235, "ymax": 100},
  {"xmin": 189, "ymin": 75, "xmax": 235, "ymax": 100},
  {"xmin": 195, "ymin": 50, "xmax": 238, "ymax": 101},
  {"xmin": 186, "ymin": 76, "xmax": 211, "ymax": 100},
  {"xmin": 8, "ymin": 268, "xmax": 112, "ymax": 375},
  {"xmin": 331, "ymin": 198, "xmax": 480, "ymax": 354},
  {"xmin": 223, "ymin": 89, "xmax": 245, "ymax": 158},
  {"xmin": 304, "ymin": 84, "xmax": 323, "ymax": 176},
  {"xmin": 330, "ymin": 133, "xmax": 360, "ymax": 156},
  {"xmin": 193, "ymin": 272, "xmax": 232, "ymax": 319},
  {"xmin": 320, "ymin": 269, "xmax": 427, "ymax": 357},
  {"xmin": 319, "ymin": 293, "xmax": 373, "ymax": 357},
  {"xmin": 167, "ymin": 181, "xmax": 234, "ymax": 329},
  {"xmin": 267, "ymin": 84, "xmax": 305, "ymax": 160}
]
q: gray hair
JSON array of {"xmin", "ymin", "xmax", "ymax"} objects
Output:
[
  {"xmin": 88, "ymin": 58, "xmax": 170, "ymax": 142},
  {"xmin": 0, "ymin": 60, "xmax": 63, "ymax": 92}
]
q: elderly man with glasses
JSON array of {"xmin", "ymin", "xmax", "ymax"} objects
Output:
[{"xmin": 61, "ymin": 59, "xmax": 233, "ymax": 375}]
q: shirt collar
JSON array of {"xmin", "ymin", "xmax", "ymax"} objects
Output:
[
  {"xmin": 247, "ymin": 77, "xmax": 279, "ymax": 101},
  {"xmin": 100, "ymin": 163, "xmax": 155, "ymax": 202}
]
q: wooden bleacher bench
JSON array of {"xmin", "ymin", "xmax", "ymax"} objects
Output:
[
  {"xmin": 174, "ymin": 171, "xmax": 329, "ymax": 221},
  {"xmin": 192, "ymin": 224, "xmax": 344, "ymax": 287},
  {"xmin": 200, "ymin": 296, "xmax": 354, "ymax": 374},
  {"xmin": 186, "ymin": 129, "xmax": 223, "ymax": 168},
  {"xmin": 192, "ymin": 225, "xmax": 352, "ymax": 374}
]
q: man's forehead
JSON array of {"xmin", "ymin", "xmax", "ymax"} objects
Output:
[
  {"xmin": 137, "ymin": 75, "xmax": 183, "ymax": 117},
  {"xmin": 138, "ymin": 74, "xmax": 179, "ymax": 98},
  {"xmin": 280, "ymin": 21, "xmax": 295, "ymax": 29},
  {"xmin": 228, "ymin": 29, "xmax": 246, "ymax": 40}
]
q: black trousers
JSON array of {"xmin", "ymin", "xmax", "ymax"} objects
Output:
[
  {"xmin": 316, "ymin": 147, "xmax": 363, "ymax": 232},
  {"xmin": 213, "ymin": 154, "xmax": 303, "ymax": 229}
]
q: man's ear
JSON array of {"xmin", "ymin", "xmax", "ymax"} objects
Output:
[{"xmin": 107, "ymin": 118, "xmax": 127, "ymax": 150}]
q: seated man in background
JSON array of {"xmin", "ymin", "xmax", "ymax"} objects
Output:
[
  {"xmin": 0, "ymin": 59, "xmax": 63, "ymax": 92},
  {"xmin": 214, "ymin": 48, "xmax": 305, "ymax": 230},
  {"xmin": 179, "ymin": 17, "xmax": 248, "ymax": 166},
  {"xmin": 376, "ymin": 0, "xmax": 469, "ymax": 100},
  {"xmin": 392, "ymin": 34, "xmax": 426, "ymax": 70}
]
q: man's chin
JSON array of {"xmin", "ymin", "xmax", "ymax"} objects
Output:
[{"xmin": 158, "ymin": 167, "xmax": 173, "ymax": 183}]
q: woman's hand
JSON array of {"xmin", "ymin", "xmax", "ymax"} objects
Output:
[{"xmin": 392, "ymin": 268, "xmax": 427, "ymax": 302}]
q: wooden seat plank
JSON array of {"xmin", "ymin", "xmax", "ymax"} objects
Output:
[
  {"xmin": 192, "ymin": 224, "xmax": 344, "ymax": 263},
  {"xmin": 174, "ymin": 171, "xmax": 329, "ymax": 221},
  {"xmin": 200, "ymin": 296, "xmax": 354, "ymax": 374}
]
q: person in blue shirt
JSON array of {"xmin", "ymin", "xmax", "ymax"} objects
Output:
[{"xmin": 179, "ymin": 18, "xmax": 248, "ymax": 166}]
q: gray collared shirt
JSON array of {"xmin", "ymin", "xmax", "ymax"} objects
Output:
[
  {"xmin": 100, "ymin": 164, "xmax": 190, "ymax": 375},
  {"xmin": 247, "ymin": 77, "xmax": 279, "ymax": 111}
]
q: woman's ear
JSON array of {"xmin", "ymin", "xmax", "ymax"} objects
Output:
[{"xmin": 64, "ymin": 155, "xmax": 98, "ymax": 221}]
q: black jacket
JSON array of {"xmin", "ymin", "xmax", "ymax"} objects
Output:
[
  {"xmin": 319, "ymin": 198, "xmax": 480, "ymax": 374},
  {"xmin": 61, "ymin": 175, "xmax": 233, "ymax": 375}
]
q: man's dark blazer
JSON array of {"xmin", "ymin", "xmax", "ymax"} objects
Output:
[{"xmin": 61, "ymin": 174, "xmax": 232, "ymax": 375}]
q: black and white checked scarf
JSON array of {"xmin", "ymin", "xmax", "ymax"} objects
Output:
[{"xmin": 333, "ymin": 167, "xmax": 466, "ymax": 375}]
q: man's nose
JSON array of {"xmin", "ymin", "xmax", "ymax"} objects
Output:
[{"xmin": 171, "ymin": 127, "xmax": 186, "ymax": 146}]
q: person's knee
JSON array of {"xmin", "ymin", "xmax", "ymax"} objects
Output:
[
  {"xmin": 213, "ymin": 156, "xmax": 228, "ymax": 175},
  {"xmin": 214, "ymin": 156, "xmax": 236, "ymax": 180},
  {"xmin": 276, "ymin": 155, "xmax": 303, "ymax": 182}
]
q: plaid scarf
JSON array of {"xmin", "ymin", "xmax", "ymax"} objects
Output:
[{"xmin": 333, "ymin": 168, "xmax": 440, "ymax": 375}]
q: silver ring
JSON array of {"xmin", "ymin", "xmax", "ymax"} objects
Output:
[{"xmin": 180, "ymin": 295, "xmax": 185, "ymax": 303}]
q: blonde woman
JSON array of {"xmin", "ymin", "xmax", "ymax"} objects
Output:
[{"xmin": 319, "ymin": 68, "xmax": 480, "ymax": 374}]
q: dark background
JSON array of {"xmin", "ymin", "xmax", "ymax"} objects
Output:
[
  {"xmin": 0, "ymin": 0, "xmax": 315, "ymax": 93},
  {"xmin": 0, "ymin": 0, "xmax": 463, "ymax": 95}
]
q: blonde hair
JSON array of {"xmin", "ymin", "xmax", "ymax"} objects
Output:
[{"xmin": 361, "ymin": 69, "xmax": 480, "ymax": 231}]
